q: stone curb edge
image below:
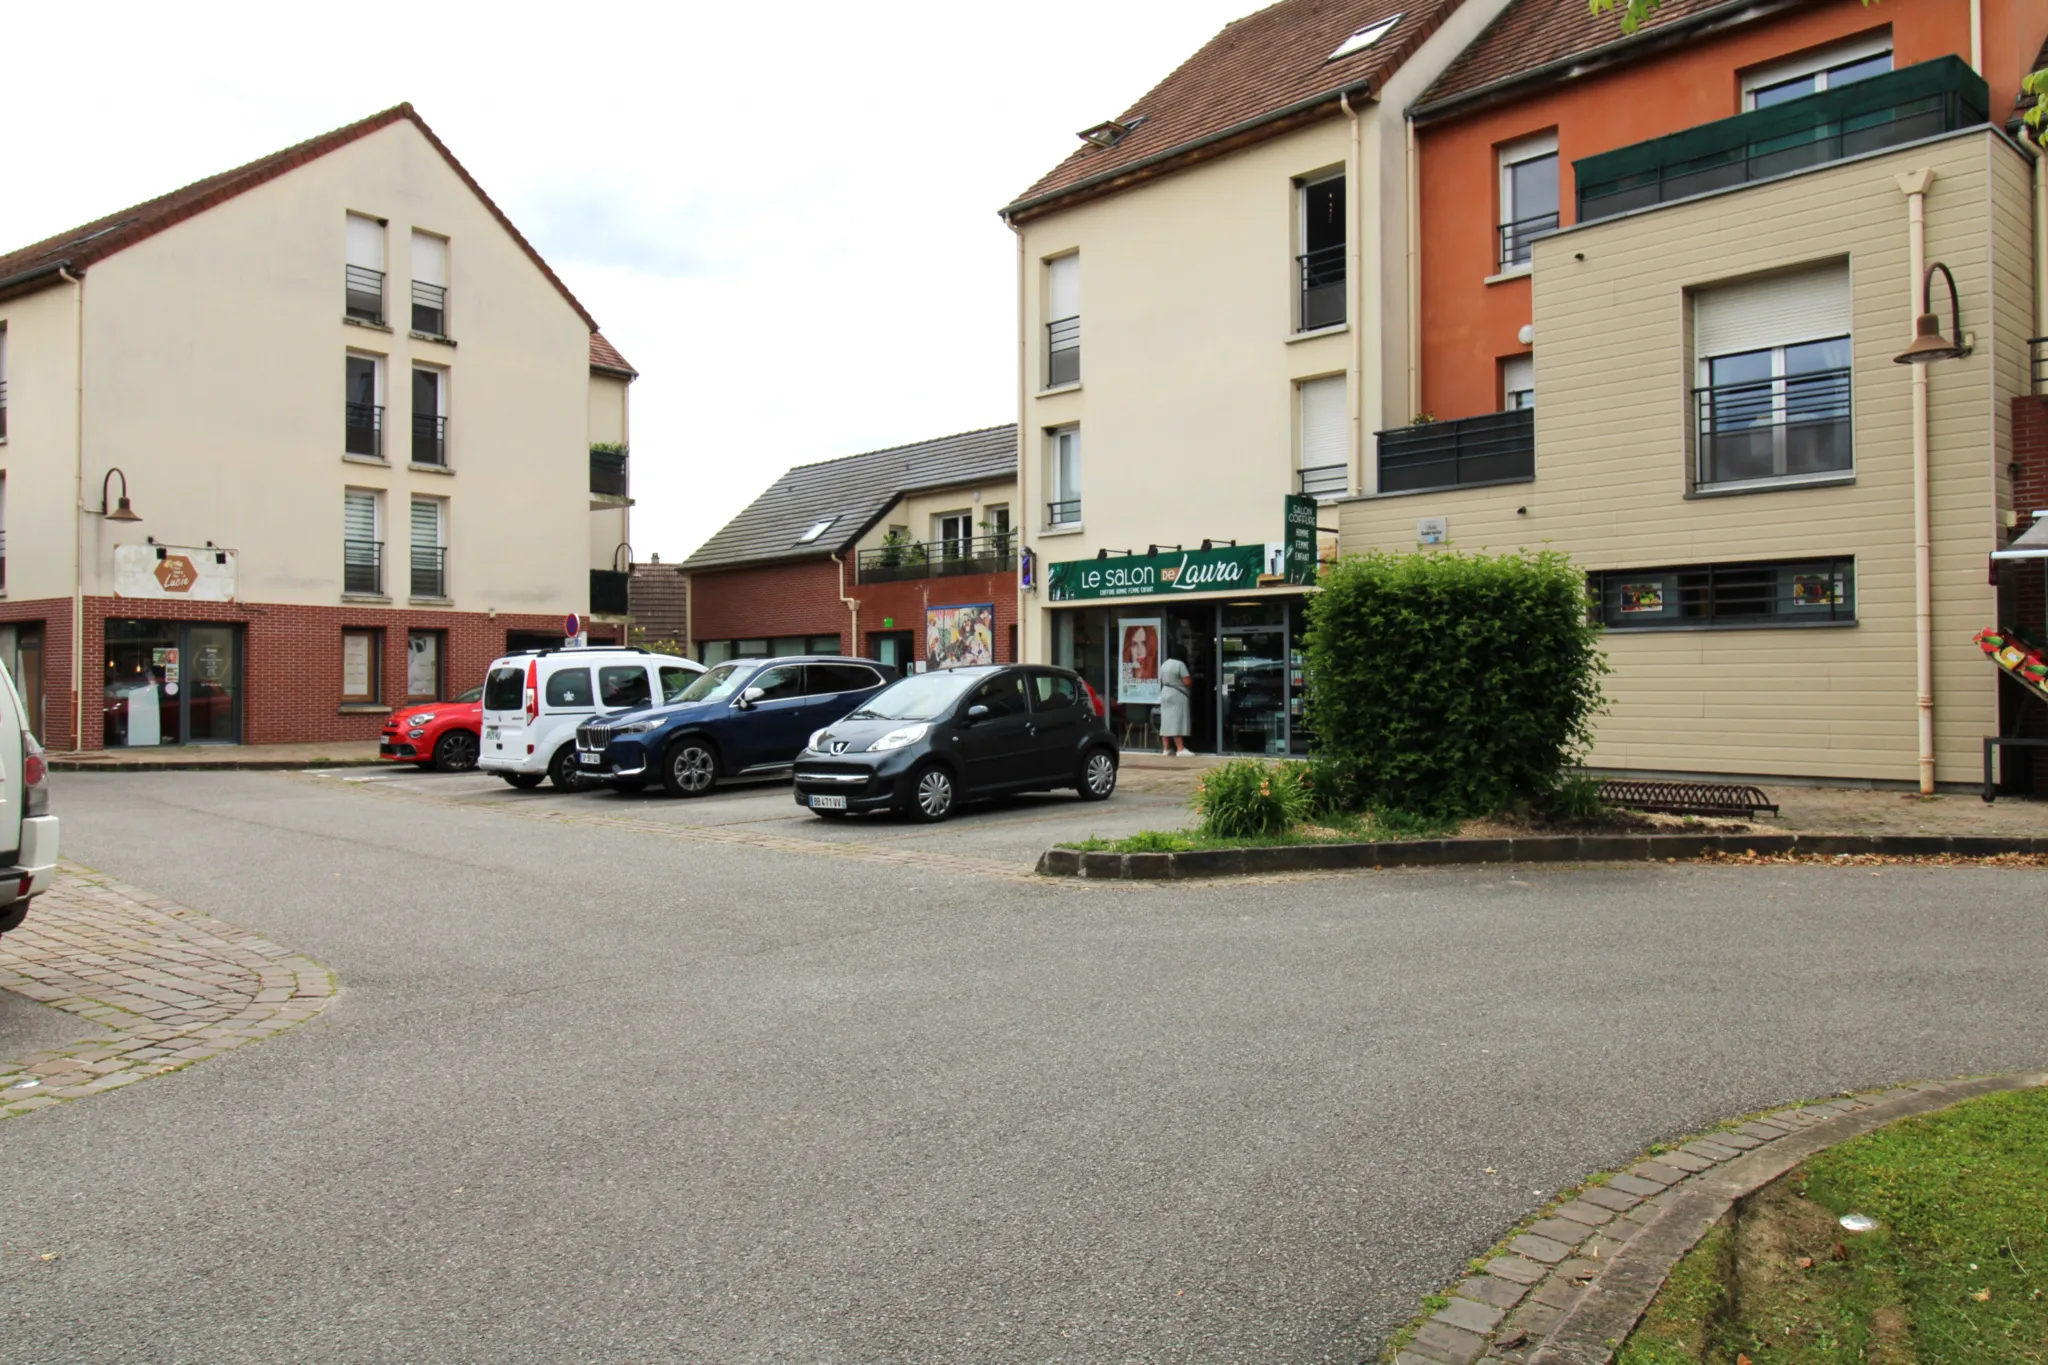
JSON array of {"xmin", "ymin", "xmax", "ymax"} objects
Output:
[
  {"xmin": 50, "ymin": 757, "xmax": 382, "ymax": 772},
  {"xmin": 1037, "ymin": 833, "xmax": 2048, "ymax": 879},
  {"xmin": 1527, "ymin": 1072, "xmax": 2048, "ymax": 1365}
]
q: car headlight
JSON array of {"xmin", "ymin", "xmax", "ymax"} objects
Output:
[
  {"xmin": 870, "ymin": 723, "xmax": 929, "ymax": 751},
  {"xmin": 611, "ymin": 719, "xmax": 661, "ymax": 735},
  {"xmin": 410, "ymin": 713, "xmax": 437, "ymax": 725},
  {"xmin": 807, "ymin": 728, "xmax": 828, "ymax": 752}
]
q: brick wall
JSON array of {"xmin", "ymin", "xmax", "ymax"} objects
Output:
[
  {"xmin": 629, "ymin": 563, "xmax": 690, "ymax": 646},
  {"xmin": 685, "ymin": 558, "xmax": 1020, "ymax": 664},
  {"xmin": 0, "ymin": 594, "xmax": 613, "ymax": 751},
  {"xmin": 858, "ymin": 573, "xmax": 1019, "ymax": 664}
]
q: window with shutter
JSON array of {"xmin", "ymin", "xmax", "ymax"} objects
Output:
[
  {"xmin": 1297, "ymin": 376, "xmax": 1347, "ymax": 497},
  {"xmin": 410, "ymin": 497, "xmax": 446, "ymax": 599},
  {"xmin": 411, "ymin": 232, "xmax": 448, "ymax": 335},
  {"xmin": 1693, "ymin": 262, "xmax": 1852, "ymax": 489},
  {"xmin": 343, "ymin": 490, "xmax": 381, "ymax": 595},
  {"xmin": 1502, "ymin": 356, "xmax": 1534, "ymax": 410},
  {"xmin": 1047, "ymin": 254, "xmax": 1080, "ymax": 386},
  {"xmin": 345, "ymin": 214, "xmax": 384, "ymax": 323}
]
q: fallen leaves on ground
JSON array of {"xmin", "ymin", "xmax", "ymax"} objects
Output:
[{"xmin": 1696, "ymin": 849, "xmax": 2048, "ymax": 868}]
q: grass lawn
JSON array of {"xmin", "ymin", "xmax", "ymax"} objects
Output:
[{"xmin": 1619, "ymin": 1086, "xmax": 2048, "ymax": 1364}]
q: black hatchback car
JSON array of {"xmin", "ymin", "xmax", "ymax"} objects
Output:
[{"xmin": 792, "ymin": 664, "xmax": 1118, "ymax": 821}]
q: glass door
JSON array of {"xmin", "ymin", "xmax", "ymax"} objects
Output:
[
  {"xmin": 1218, "ymin": 602, "xmax": 1288, "ymax": 755},
  {"xmin": 183, "ymin": 626, "xmax": 240, "ymax": 742}
]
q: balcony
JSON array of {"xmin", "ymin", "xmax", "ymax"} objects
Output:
[
  {"xmin": 1297, "ymin": 244, "xmax": 1346, "ymax": 331},
  {"xmin": 1375, "ymin": 409, "xmax": 1535, "ymax": 495},
  {"xmin": 590, "ymin": 568, "xmax": 631, "ymax": 617},
  {"xmin": 856, "ymin": 534, "xmax": 1017, "ymax": 586},
  {"xmin": 345, "ymin": 403, "xmax": 383, "ymax": 459},
  {"xmin": 345, "ymin": 265, "xmax": 384, "ymax": 324},
  {"xmin": 411, "ymin": 547, "xmax": 446, "ymax": 599},
  {"xmin": 411, "ymin": 281, "xmax": 447, "ymax": 336},
  {"xmin": 1047, "ymin": 316, "xmax": 1080, "ymax": 387},
  {"xmin": 1576, "ymin": 57, "xmax": 1989, "ymax": 224},
  {"xmin": 1497, "ymin": 212, "xmax": 1558, "ymax": 270},
  {"xmin": 412, "ymin": 413, "xmax": 446, "ymax": 466},
  {"xmin": 344, "ymin": 539, "xmax": 383, "ymax": 596},
  {"xmin": 1694, "ymin": 368, "xmax": 1851, "ymax": 488},
  {"xmin": 1297, "ymin": 464, "xmax": 1348, "ymax": 498},
  {"xmin": 590, "ymin": 446, "xmax": 629, "ymax": 498},
  {"xmin": 1046, "ymin": 498, "xmax": 1081, "ymax": 528},
  {"xmin": 2032, "ymin": 337, "xmax": 2047, "ymax": 394},
  {"xmin": 0, "ymin": 378, "xmax": 8, "ymax": 439}
]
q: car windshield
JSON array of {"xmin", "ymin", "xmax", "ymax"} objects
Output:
[
  {"xmin": 848, "ymin": 670, "xmax": 983, "ymax": 721},
  {"xmin": 673, "ymin": 662, "xmax": 749, "ymax": 705},
  {"xmin": 454, "ymin": 685, "xmax": 483, "ymax": 704}
]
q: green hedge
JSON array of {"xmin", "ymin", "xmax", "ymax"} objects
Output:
[{"xmin": 1303, "ymin": 549, "xmax": 1606, "ymax": 818}]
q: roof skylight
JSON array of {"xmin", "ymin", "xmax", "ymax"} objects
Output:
[
  {"xmin": 1328, "ymin": 13, "xmax": 1402, "ymax": 61},
  {"xmin": 797, "ymin": 517, "xmax": 838, "ymax": 544}
]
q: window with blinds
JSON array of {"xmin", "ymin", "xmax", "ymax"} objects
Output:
[
  {"xmin": 1693, "ymin": 261, "xmax": 1853, "ymax": 488},
  {"xmin": 344, "ymin": 489, "xmax": 381, "ymax": 595},
  {"xmin": 410, "ymin": 497, "xmax": 446, "ymax": 599},
  {"xmin": 1297, "ymin": 376, "xmax": 1348, "ymax": 498},
  {"xmin": 345, "ymin": 214, "xmax": 385, "ymax": 324}
]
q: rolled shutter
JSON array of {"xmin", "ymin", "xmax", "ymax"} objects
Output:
[
  {"xmin": 411, "ymin": 232, "xmax": 446, "ymax": 287},
  {"xmin": 1695, "ymin": 261, "xmax": 1850, "ymax": 358},
  {"xmin": 344, "ymin": 489, "xmax": 378, "ymax": 542},
  {"xmin": 411, "ymin": 496, "xmax": 442, "ymax": 552},
  {"xmin": 1048, "ymin": 254, "xmax": 1079, "ymax": 321},
  {"xmin": 1299, "ymin": 376, "xmax": 1346, "ymax": 469},
  {"xmin": 346, "ymin": 214, "xmax": 384, "ymax": 270}
]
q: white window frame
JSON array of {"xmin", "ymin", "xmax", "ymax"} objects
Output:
[
  {"xmin": 1694, "ymin": 336, "xmax": 1853, "ymax": 490},
  {"xmin": 344, "ymin": 487, "xmax": 384, "ymax": 596},
  {"xmin": 411, "ymin": 363, "xmax": 447, "ymax": 467},
  {"xmin": 1296, "ymin": 374, "xmax": 1349, "ymax": 498},
  {"xmin": 934, "ymin": 510, "xmax": 974, "ymax": 556},
  {"xmin": 1741, "ymin": 32, "xmax": 1893, "ymax": 109},
  {"xmin": 1047, "ymin": 426, "xmax": 1081, "ymax": 528},
  {"xmin": 1502, "ymin": 355, "xmax": 1535, "ymax": 411},
  {"xmin": 1497, "ymin": 132, "xmax": 1559, "ymax": 274}
]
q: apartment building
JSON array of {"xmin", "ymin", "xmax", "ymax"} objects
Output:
[
  {"xmin": 0, "ymin": 104, "xmax": 635, "ymax": 749},
  {"xmin": 1337, "ymin": 0, "xmax": 2048, "ymax": 786},
  {"xmin": 1001, "ymin": 0, "xmax": 1517, "ymax": 756},
  {"xmin": 683, "ymin": 427, "xmax": 1018, "ymax": 674}
]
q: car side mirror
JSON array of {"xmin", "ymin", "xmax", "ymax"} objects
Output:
[
  {"xmin": 965, "ymin": 704, "xmax": 990, "ymax": 721},
  {"xmin": 738, "ymin": 686, "xmax": 765, "ymax": 708}
]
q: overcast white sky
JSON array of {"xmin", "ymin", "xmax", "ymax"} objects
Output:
[{"xmin": 4, "ymin": 1, "xmax": 1258, "ymax": 562}]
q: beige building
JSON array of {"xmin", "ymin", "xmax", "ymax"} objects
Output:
[
  {"xmin": 1000, "ymin": 0, "xmax": 1514, "ymax": 754},
  {"xmin": 0, "ymin": 103, "xmax": 638, "ymax": 749}
]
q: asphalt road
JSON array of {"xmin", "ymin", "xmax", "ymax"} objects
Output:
[{"xmin": 5, "ymin": 770, "xmax": 2047, "ymax": 1364}]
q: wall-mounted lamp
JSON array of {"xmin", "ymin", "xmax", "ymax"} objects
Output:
[
  {"xmin": 613, "ymin": 542, "xmax": 634, "ymax": 573},
  {"xmin": 1199, "ymin": 538, "xmax": 1238, "ymax": 551},
  {"xmin": 1894, "ymin": 261, "xmax": 1973, "ymax": 364},
  {"xmin": 98, "ymin": 468, "xmax": 143, "ymax": 522},
  {"xmin": 1146, "ymin": 543, "xmax": 1182, "ymax": 557},
  {"xmin": 1094, "ymin": 547, "xmax": 1134, "ymax": 560}
]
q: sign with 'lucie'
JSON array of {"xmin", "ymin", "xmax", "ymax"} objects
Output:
[{"xmin": 1047, "ymin": 542, "xmax": 1270, "ymax": 602}]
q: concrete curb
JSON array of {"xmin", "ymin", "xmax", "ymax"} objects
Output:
[
  {"xmin": 50, "ymin": 756, "xmax": 383, "ymax": 772},
  {"xmin": 1038, "ymin": 833, "xmax": 2048, "ymax": 879}
]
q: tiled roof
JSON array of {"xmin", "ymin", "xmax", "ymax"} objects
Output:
[
  {"xmin": 1417, "ymin": 0, "xmax": 1770, "ymax": 113},
  {"xmin": 628, "ymin": 564, "xmax": 689, "ymax": 643},
  {"xmin": 589, "ymin": 333, "xmax": 637, "ymax": 377},
  {"xmin": 0, "ymin": 103, "xmax": 599, "ymax": 331},
  {"xmin": 683, "ymin": 426, "xmax": 1018, "ymax": 572},
  {"xmin": 1005, "ymin": 0, "xmax": 1466, "ymax": 216}
]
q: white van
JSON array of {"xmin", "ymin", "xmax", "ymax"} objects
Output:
[
  {"xmin": 478, "ymin": 647, "xmax": 703, "ymax": 791},
  {"xmin": 0, "ymin": 660, "xmax": 58, "ymax": 936}
]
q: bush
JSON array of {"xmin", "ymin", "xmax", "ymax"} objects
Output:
[
  {"xmin": 1545, "ymin": 770, "xmax": 1606, "ymax": 822},
  {"xmin": 1304, "ymin": 549, "xmax": 1607, "ymax": 819},
  {"xmin": 1194, "ymin": 759, "xmax": 1312, "ymax": 840},
  {"xmin": 1297, "ymin": 751, "xmax": 1365, "ymax": 819}
]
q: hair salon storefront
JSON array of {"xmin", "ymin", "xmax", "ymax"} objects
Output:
[{"xmin": 1041, "ymin": 535, "xmax": 1318, "ymax": 756}]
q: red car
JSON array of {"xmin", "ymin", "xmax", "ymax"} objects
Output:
[{"xmin": 377, "ymin": 685, "xmax": 484, "ymax": 771}]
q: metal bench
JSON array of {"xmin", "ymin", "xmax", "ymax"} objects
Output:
[{"xmin": 1597, "ymin": 779, "xmax": 1779, "ymax": 819}]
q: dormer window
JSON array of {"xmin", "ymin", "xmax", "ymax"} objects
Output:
[
  {"xmin": 1328, "ymin": 13, "xmax": 1401, "ymax": 61},
  {"xmin": 1077, "ymin": 115, "xmax": 1146, "ymax": 149}
]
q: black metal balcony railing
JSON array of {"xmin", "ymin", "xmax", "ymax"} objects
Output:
[
  {"xmin": 344, "ymin": 539, "xmax": 383, "ymax": 596},
  {"xmin": 856, "ymin": 534, "xmax": 1018, "ymax": 585},
  {"xmin": 1, "ymin": 529, "xmax": 8, "ymax": 591},
  {"xmin": 2031, "ymin": 337, "xmax": 2047, "ymax": 394},
  {"xmin": 411, "ymin": 281, "xmax": 447, "ymax": 336},
  {"xmin": 1577, "ymin": 57, "xmax": 1990, "ymax": 223},
  {"xmin": 590, "ymin": 568, "xmax": 631, "ymax": 617},
  {"xmin": 1297, "ymin": 464, "xmax": 1349, "ymax": 498},
  {"xmin": 590, "ymin": 447, "xmax": 629, "ymax": 497},
  {"xmin": 1047, "ymin": 315, "xmax": 1081, "ymax": 387},
  {"xmin": 1376, "ymin": 409, "xmax": 1536, "ymax": 495},
  {"xmin": 0, "ymin": 378, "xmax": 8, "ymax": 441},
  {"xmin": 410, "ymin": 546, "xmax": 446, "ymax": 599},
  {"xmin": 345, "ymin": 402, "xmax": 383, "ymax": 458},
  {"xmin": 412, "ymin": 413, "xmax": 446, "ymax": 466},
  {"xmin": 1694, "ymin": 368, "xmax": 1852, "ymax": 487},
  {"xmin": 345, "ymin": 265, "xmax": 384, "ymax": 324},
  {"xmin": 1047, "ymin": 498, "xmax": 1082, "ymax": 527},
  {"xmin": 1297, "ymin": 244, "xmax": 1346, "ymax": 331},
  {"xmin": 1498, "ymin": 212, "xmax": 1559, "ymax": 270}
]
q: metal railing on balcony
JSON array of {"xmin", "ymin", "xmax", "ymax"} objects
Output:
[
  {"xmin": 1498, "ymin": 212, "xmax": 1559, "ymax": 270},
  {"xmin": 345, "ymin": 403, "xmax": 383, "ymax": 459},
  {"xmin": 590, "ymin": 447, "xmax": 629, "ymax": 498},
  {"xmin": 1297, "ymin": 464, "xmax": 1349, "ymax": 498},
  {"xmin": 345, "ymin": 265, "xmax": 385, "ymax": 324},
  {"xmin": 1376, "ymin": 409, "xmax": 1536, "ymax": 495},
  {"xmin": 590, "ymin": 568, "xmax": 631, "ymax": 617},
  {"xmin": 412, "ymin": 413, "xmax": 446, "ymax": 466},
  {"xmin": 410, "ymin": 546, "xmax": 446, "ymax": 599},
  {"xmin": 1693, "ymin": 368, "xmax": 1852, "ymax": 487},
  {"xmin": 1047, "ymin": 316, "xmax": 1080, "ymax": 387},
  {"xmin": 343, "ymin": 539, "xmax": 383, "ymax": 596},
  {"xmin": 856, "ymin": 534, "xmax": 1018, "ymax": 585},
  {"xmin": 1297, "ymin": 244, "xmax": 1346, "ymax": 331},
  {"xmin": 1047, "ymin": 498, "xmax": 1082, "ymax": 528},
  {"xmin": 411, "ymin": 281, "xmax": 447, "ymax": 336},
  {"xmin": 1577, "ymin": 57, "xmax": 1989, "ymax": 224},
  {"xmin": 0, "ymin": 379, "xmax": 8, "ymax": 441},
  {"xmin": 1, "ymin": 529, "xmax": 8, "ymax": 591},
  {"xmin": 2031, "ymin": 337, "xmax": 2047, "ymax": 394}
]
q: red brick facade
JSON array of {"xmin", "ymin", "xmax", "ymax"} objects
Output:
[
  {"xmin": 0, "ymin": 595, "xmax": 615, "ymax": 751},
  {"xmin": 687, "ymin": 558, "xmax": 1018, "ymax": 665}
]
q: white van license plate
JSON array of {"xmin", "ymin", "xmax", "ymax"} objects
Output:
[
  {"xmin": 485, "ymin": 727, "xmax": 499, "ymax": 741},
  {"xmin": 578, "ymin": 751, "xmax": 602, "ymax": 767},
  {"xmin": 809, "ymin": 794, "xmax": 848, "ymax": 810}
]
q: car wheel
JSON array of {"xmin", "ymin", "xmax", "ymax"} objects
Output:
[
  {"xmin": 547, "ymin": 744, "xmax": 594, "ymax": 792},
  {"xmin": 905, "ymin": 763, "xmax": 956, "ymax": 823},
  {"xmin": 1077, "ymin": 748, "xmax": 1118, "ymax": 801},
  {"xmin": 502, "ymin": 772, "xmax": 545, "ymax": 790},
  {"xmin": 433, "ymin": 729, "xmax": 480, "ymax": 773},
  {"xmin": 661, "ymin": 739, "xmax": 719, "ymax": 797}
]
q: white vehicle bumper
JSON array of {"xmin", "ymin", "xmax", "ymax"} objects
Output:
[{"xmin": 0, "ymin": 816, "xmax": 60, "ymax": 905}]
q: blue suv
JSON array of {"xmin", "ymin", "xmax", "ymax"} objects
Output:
[{"xmin": 574, "ymin": 656, "xmax": 894, "ymax": 796}]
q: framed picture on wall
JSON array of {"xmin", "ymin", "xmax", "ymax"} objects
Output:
[{"xmin": 926, "ymin": 604, "xmax": 995, "ymax": 668}]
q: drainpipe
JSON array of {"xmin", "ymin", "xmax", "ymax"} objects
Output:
[
  {"xmin": 1008, "ymin": 212, "xmax": 1029, "ymax": 663},
  {"xmin": 833, "ymin": 552, "xmax": 860, "ymax": 658},
  {"xmin": 2022, "ymin": 130, "xmax": 2048, "ymax": 337},
  {"xmin": 1969, "ymin": 0, "xmax": 1981, "ymax": 76},
  {"xmin": 1342, "ymin": 91, "xmax": 1366, "ymax": 494},
  {"xmin": 1896, "ymin": 169, "xmax": 1937, "ymax": 795},
  {"xmin": 61, "ymin": 267, "xmax": 84, "ymax": 754},
  {"xmin": 1406, "ymin": 112, "xmax": 1422, "ymax": 421}
]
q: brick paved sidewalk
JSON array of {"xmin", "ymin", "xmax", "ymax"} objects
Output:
[{"xmin": 0, "ymin": 863, "xmax": 335, "ymax": 1120}]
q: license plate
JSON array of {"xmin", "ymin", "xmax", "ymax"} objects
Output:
[
  {"xmin": 809, "ymin": 794, "xmax": 848, "ymax": 810},
  {"xmin": 485, "ymin": 727, "xmax": 499, "ymax": 740},
  {"xmin": 578, "ymin": 751, "xmax": 602, "ymax": 767}
]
